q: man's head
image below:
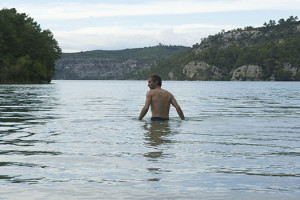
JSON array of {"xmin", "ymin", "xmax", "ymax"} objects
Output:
[{"xmin": 148, "ymin": 74, "xmax": 162, "ymax": 89}]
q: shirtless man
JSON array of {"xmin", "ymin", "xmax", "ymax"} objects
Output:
[{"xmin": 139, "ymin": 74, "xmax": 185, "ymax": 121}]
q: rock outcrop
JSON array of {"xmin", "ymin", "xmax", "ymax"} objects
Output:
[
  {"xmin": 54, "ymin": 45, "xmax": 189, "ymax": 80},
  {"xmin": 54, "ymin": 18, "xmax": 300, "ymax": 81},
  {"xmin": 55, "ymin": 58, "xmax": 153, "ymax": 80},
  {"xmin": 283, "ymin": 63, "xmax": 298, "ymax": 76},
  {"xmin": 183, "ymin": 61, "xmax": 223, "ymax": 80},
  {"xmin": 230, "ymin": 65, "xmax": 263, "ymax": 81}
]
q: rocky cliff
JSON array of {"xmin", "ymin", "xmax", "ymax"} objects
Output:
[
  {"xmin": 183, "ymin": 61, "xmax": 222, "ymax": 81},
  {"xmin": 230, "ymin": 65, "xmax": 263, "ymax": 81},
  {"xmin": 55, "ymin": 17, "xmax": 300, "ymax": 81},
  {"xmin": 55, "ymin": 57, "xmax": 154, "ymax": 79},
  {"xmin": 183, "ymin": 19, "xmax": 300, "ymax": 81},
  {"xmin": 140, "ymin": 16, "xmax": 300, "ymax": 81},
  {"xmin": 54, "ymin": 45, "xmax": 189, "ymax": 80}
]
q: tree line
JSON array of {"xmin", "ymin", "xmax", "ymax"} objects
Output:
[
  {"xmin": 134, "ymin": 16, "xmax": 300, "ymax": 81},
  {"xmin": 0, "ymin": 8, "xmax": 61, "ymax": 83}
]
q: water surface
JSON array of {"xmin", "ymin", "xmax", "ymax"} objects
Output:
[{"xmin": 0, "ymin": 80, "xmax": 299, "ymax": 199}]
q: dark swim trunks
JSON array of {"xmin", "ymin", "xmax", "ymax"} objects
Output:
[{"xmin": 151, "ymin": 117, "xmax": 169, "ymax": 121}]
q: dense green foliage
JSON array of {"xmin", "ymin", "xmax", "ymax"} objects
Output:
[
  {"xmin": 195, "ymin": 36, "xmax": 300, "ymax": 80},
  {"xmin": 135, "ymin": 16, "xmax": 300, "ymax": 81},
  {"xmin": 0, "ymin": 8, "xmax": 61, "ymax": 83}
]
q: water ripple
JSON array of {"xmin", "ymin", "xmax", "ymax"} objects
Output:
[{"xmin": 0, "ymin": 81, "xmax": 299, "ymax": 199}]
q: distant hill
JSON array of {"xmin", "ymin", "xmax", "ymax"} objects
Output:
[
  {"xmin": 134, "ymin": 16, "xmax": 300, "ymax": 81},
  {"xmin": 55, "ymin": 16, "xmax": 300, "ymax": 81},
  {"xmin": 54, "ymin": 45, "xmax": 190, "ymax": 80}
]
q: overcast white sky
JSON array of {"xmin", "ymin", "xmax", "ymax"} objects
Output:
[{"xmin": 1, "ymin": 0, "xmax": 300, "ymax": 52}]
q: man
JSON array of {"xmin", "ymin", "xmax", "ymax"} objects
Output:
[{"xmin": 139, "ymin": 74, "xmax": 185, "ymax": 121}]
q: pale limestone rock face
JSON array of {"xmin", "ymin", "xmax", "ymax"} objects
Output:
[
  {"xmin": 55, "ymin": 58, "xmax": 154, "ymax": 80},
  {"xmin": 231, "ymin": 65, "xmax": 263, "ymax": 81},
  {"xmin": 168, "ymin": 71, "xmax": 175, "ymax": 80},
  {"xmin": 183, "ymin": 61, "xmax": 222, "ymax": 80},
  {"xmin": 283, "ymin": 63, "xmax": 298, "ymax": 76}
]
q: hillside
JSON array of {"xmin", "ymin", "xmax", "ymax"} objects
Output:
[
  {"xmin": 134, "ymin": 16, "xmax": 300, "ymax": 81},
  {"xmin": 54, "ymin": 45, "xmax": 189, "ymax": 80}
]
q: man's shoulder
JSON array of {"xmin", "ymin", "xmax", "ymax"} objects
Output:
[
  {"xmin": 146, "ymin": 90, "xmax": 151, "ymax": 95},
  {"xmin": 146, "ymin": 90, "xmax": 155, "ymax": 96},
  {"xmin": 157, "ymin": 89, "xmax": 174, "ymax": 99},
  {"xmin": 161, "ymin": 88, "xmax": 173, "ymax": 96},
  {"xmin": 148, "ymin": 88, "xmax": 173, "ymax": 96}
]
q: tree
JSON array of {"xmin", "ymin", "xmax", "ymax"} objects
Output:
[
  {"xmin": 274, "ymin": 69, "xmax": 292, "ymax": 81},
  {"xmin": 0, "ymin": 8, "xmax": 61, "ymax": 84},
  {"xmin": 139, "ymin": 16, "xmax": 300, "ymax": 81},
  {"xmin": 278, "ymin": 18, "xmax": 285, "ymax": 25}
]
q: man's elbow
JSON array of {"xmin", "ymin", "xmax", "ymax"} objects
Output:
[{"xmin": 174, "ymin": 105, "xmax": 181, "ymax": 110}]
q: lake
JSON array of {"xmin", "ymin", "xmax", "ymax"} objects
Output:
[{"xmin": 0, "ymin": 80, "xmax": 299, "ymax": 199}]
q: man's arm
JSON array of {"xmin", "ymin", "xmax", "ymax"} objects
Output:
[
  {"xmin": 138, "ymin": 91, "xmax": 151, "ymax": 120},
  {"xmin": 171, "ymin": 96, "xmax": 185, "ymax": 120}
]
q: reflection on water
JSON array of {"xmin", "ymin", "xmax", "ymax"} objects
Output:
[
  {"xmin": 0, "ymin": 84, "xmax": 61, "ymax": 184},
  {"xmin": 143, "ymin": 121, "xmax": 173, "ymax": 182},
  {"xmin": 143, "ymin": 121, "xmax": 172, "ymax": 148},
  {"xmin": 0, "ymin": 80, "xmax": 299, "ymax": 199}
]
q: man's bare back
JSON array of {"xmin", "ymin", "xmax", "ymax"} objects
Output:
[
  {"xmin": 139, "ymin": 74, "xmax": 185, "ymax": 121},
  {"xmin": 147, "ymin": 88, "xmax": 173, "ymax": 119}
]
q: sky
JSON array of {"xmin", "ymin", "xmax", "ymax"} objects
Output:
[{"xmin": 1, "ymin": 0, "xmax": 300, "ymax": 52}]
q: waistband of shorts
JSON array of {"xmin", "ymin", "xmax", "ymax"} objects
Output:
[{"xmin": 151, "ymin": 117, "xmax": 169, "ymax": 121}]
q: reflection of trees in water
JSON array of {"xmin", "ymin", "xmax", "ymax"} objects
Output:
[
  {"xmin": 0, "ymin": 85, "xmax": 61, "ymax": 184},
  {"xmin": 0, "ymin": 85, "xmax": 58, "ymax": 132},
  {"xmin": 0, "ymin": 85, "xmax": 60, "ymax": 153}
]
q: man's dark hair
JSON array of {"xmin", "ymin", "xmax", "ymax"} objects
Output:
[{"xmin": 149, "ymin": 74, "xmax": 162, "ymax": 86}]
